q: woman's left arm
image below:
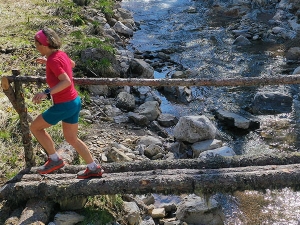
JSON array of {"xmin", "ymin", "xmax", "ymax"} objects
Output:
[
  {"xmin": 70, "ymin": 59, "xmax": 75, "ymax": 68},
  {"xmin": 32, "ymin": 73, "xmax": 71, "ymax": 104},
  {"xmin": 48, "ymin": 73, "xmax": 72, "ymax": 95}
]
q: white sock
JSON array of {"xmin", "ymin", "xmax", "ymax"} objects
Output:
[
  {"xmin": 87, "ymin": 162, "xmax": 98, "ymax": 171},
  {"xmin": 49, "ymin": 153, "xmax": 59, "ymax": 161}
]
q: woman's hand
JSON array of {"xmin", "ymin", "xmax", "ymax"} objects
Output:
[
  {"xmin": 36, "ymin": 57, "xmax": 47, "ymax": 65},
  {"xmin": 32, "ymin": 92, "xmax": 47, "ymax": 104}
]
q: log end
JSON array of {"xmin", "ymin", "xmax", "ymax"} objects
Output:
[{"xmin": 1, "ymin": 76, "xmax": 10, "ymax": 91}]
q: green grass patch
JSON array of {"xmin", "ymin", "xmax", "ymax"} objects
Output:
[
  {"xmin": 94, "ymin": 0, "xmax": 114, "ymax": 16},
  {"xmin": 77, "ymin": 195, "xmax": 123, "ymax": 225},
  {"xmin": 0, "ymin": 130, "xmax": 10, "ymax": 140}
]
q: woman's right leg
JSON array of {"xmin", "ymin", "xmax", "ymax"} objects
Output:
[
  {"xmin": 30, "ymin": 114, "xmax": 56, "ymax": 155},
  {"xmin": 30, "ymin": 114, "xmax": 64, "ymax": 174}
]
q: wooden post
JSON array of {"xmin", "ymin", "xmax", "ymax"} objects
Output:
[{"xmin": 2, "ymin": 72, "xmax": 36, "ymax": 167}]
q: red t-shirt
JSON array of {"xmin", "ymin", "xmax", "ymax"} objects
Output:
[{"xmin": 46, "ymin": 50, "xmax": 78, "ymax": 104}]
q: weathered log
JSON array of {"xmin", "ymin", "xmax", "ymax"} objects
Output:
[
  {"xmin": 1, "ymin": 74, "xmax": 35, "ymax": 167},
  {"xmin": 5, "ymin": 152, "xmax": 300, "ymax": 184},
  {"xmin": 2, "ymin": 163, "xmax": 300, "ymax": 203},
  {"xmin": 4, "ymin": 73, "xmax": 300, "ymax": 87},
  {"xmin": 1, "ymin": 76, "xmax": 19, "ymax": 113},
  {"xmin": 14, "ymin": 78, "xmax": 35, "ymax": 167}
]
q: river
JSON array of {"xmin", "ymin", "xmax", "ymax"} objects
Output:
[{"xmin": 121, "ymin": 0, "xmax": 300, "ymax": 224}]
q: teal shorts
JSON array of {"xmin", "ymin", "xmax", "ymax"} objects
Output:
[{"xmin": 42, "ymin": 96, "xmax": 81, "ymax": 125}]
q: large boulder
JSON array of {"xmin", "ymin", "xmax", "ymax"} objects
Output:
[
  {"xmin": 113, "ymin": 21, "xmax": 134, "ymax": 37},
  {"xmin": 250, "ymin": 91, "xmax": 293, "ymax": 115},
  {"xmin": 191, "ymin": 139, "xmax": 223, "ymax": 158},
  {"xmin": 80, "ymin": 48, "xmax": 122, "ymax": 78},
  {"xmin": 286, "ymin": 47, "xmax": 300, "ymax": 61},
  {"xmin": 176, "ymin": 194, "xmax": 224, "ymax": 225},
  {"xmin": 116, "ymin": 91, "xmax": 136, "ymax": 112},
  {"xmin": 123, "ymin": 201, "xmax": 142, "ymax": 225},
  {"xmin": 215, "ymin": 109, "xmax": 260, "ymax": 130},
  {"xmin": 173, "ymin": 116, "xmax": 217, "ymax": 143},
  {"xmin": 127, "ymin": 58, "xmax": 154, "ymax": 78},
  {"xmin": 137, "ymin": 136, "xmax": 163, "ymax": 147},
  {"xmin": 199, "ymin": 146, "xmax": 236, "ymax": 159},
  {"xmin": 137, "ymin": 101, "xmax": 161, "ymax": 121}
]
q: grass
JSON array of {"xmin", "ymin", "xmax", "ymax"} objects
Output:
[{"xmin": 76, "ymin": 195, "xmax": 124, "ymax": 225}]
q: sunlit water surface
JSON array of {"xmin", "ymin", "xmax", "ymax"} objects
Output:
[{"xmin": 121, "ymin": 0, "xmax": 300, "ymax": 223}]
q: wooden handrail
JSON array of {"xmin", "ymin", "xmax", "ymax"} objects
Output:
[{"xmin": 4, "ymin": 73, "xmax": 300, "ymax": 87}]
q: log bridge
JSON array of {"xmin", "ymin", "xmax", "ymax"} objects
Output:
[
  {"xmin": 2, "ymin": 152, "xmax": 300, "ymax": 205},
  {"xmin": 2, "ymin": 72, "xmax": 300, "ymax": 207}
]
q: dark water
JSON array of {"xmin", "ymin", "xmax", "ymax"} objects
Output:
[{"xmin": 121, "ymin": 0, "xmax": 300, "ymax": 223}]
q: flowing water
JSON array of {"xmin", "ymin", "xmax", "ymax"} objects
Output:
[{"xmin": 121, "ymin": 0, "xmax": 300, "ymax": 223}]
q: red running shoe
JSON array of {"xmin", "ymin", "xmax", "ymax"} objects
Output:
[
  {"xmin": 37, "ymin": 158, "xmax": 65, "ymax": 174},
  {"xmin": 77, "ymin": 165, "xmax": 104, "ymax": 179}
]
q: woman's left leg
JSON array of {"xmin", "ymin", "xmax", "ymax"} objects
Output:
[
  {"xmin": 62, "ymin": 121, "xmax": 94, "ymax": 164},
  {"xmin": 62, "ymin": 121, "xmax": 104, "ymax": 178}
]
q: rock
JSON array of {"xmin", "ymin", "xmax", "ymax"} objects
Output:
[
  {"xmin": 191, "ymin": 139, "xmax": 223, "ymax": 158},
  {"xmin": 140, "ymin": 215, "xmax": 155, "ymax": 225},
  {"xmin": 144, "ymin": 144, "xmax": 164, "ymax": 159},
  {"xmin": 171, "ymin": 71, "xmax": 187, "ymax": 79},
  {"xmin": 272, "ymin": 26, "xmax": 286, "ymax": 34},
  {"xmin": 250, "ymin": 91, "xmax": 293, "ymax": 115},
  {"xmin": 137, "ymin": 101, "xmax": 161, "ymax": 121},
  {"xmin": 165, "ymin": 141, "xmax": 190, "ymax": 159},
  {"xmin": 149, "ymin": 121, "xmax": 169, "ymax": 138},
  {"xmin": 157, "ymin": 113, "xmax": 178, "ymax": 127},
  {"xmin": 123, "ymin": 201, "xmax": 142, "ymax": 225},
  {"xmin": 80, "ymin": 109, "xmax": 92, "ymax": 120},
  {"xmin": 113, "ymin": 21, "xmax": 134, "ymax": 36},
  {"xmin": 105, "ymin": 28, "xmax": 123, "ymax": 43},
  {"xmin": 292, "ymin": 66, "xmax": 300, "ymax": 75},
  {"xmin": 80, "ymin": 48, "xmax": 122, "ymax": 78},
  {"xmin": 140, "ymin": 194, "xmax": 155, "ymax": 205},
  {"xmin": 173, "ymin": 116, "xmax": 217, "ymax": 143},
  {"xmin": 135, "ymin": 86, "xmax": 152, "ymax": 97},
  {"xmin": 103, "ymin": 105, "xmax": 123, "ymax": 117},
  {"xmin": 145, "ymin": 91, "xmax": 162, "ymax": 104},
  {"xmin": 106, "ymin": 147, "xmax": 133, "ymax": 162},
  {"xmin": 88, "ymin": 85, "xmax": 110, "ymax": 96},
  {"xmin": 53, "ymin": 211, "xmax": 84, "ymax": 225},
  {"xmin": 288, "ymin": 17, "xmax": 300, "ymax": 31},
  {"xmin": 199, "ymin": 146, "xmax": 236, "ymax": 159},
  {"xmin": 175, "ymin": 194, "xmax": 224, "ymax": 225},
  {"xmin": 127, "ymin": 58, "xmax": 154, "ymax": 78},
  {"xmin": 286, "ymin": 47, "xmax": 300, "ymax": 60},
  {"xmin": 128, "ymin": 112, "xmax": 150, "ymax": 126},
  {"xmin": 114, "ymin": 114, "xmax": 130, "ymax": 123},
  {"xmin": 116, "ymin": 91, "xmax": 136, "ymax": 111},
  {"xmin": 73, "ymin": 0, "xmax": 90, "ymax": 6},
  {"xmin": 114, "ymin": 8, "xmax": 133, "ymax": 20},
  {"xmin": 151, "ymin": 208, "xmax": 165, "ymax": 219},
  {"xmin": 160, "ymin": 218, "xmax": 179, "ymax": 225},
  {"xmin": 232, "ymin": 29, "xmax": 250, "ymax": 37},
  {"xmin": 215, "ymin": 109, "xmax": 260, "ymax": 130},
  {"xmin": 137, "ymin": 136, "xmax": 163, "ymax": 147},
  {"xmin": 233, "ymin": 35, "xmax": 251, "ymax": 46}
]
